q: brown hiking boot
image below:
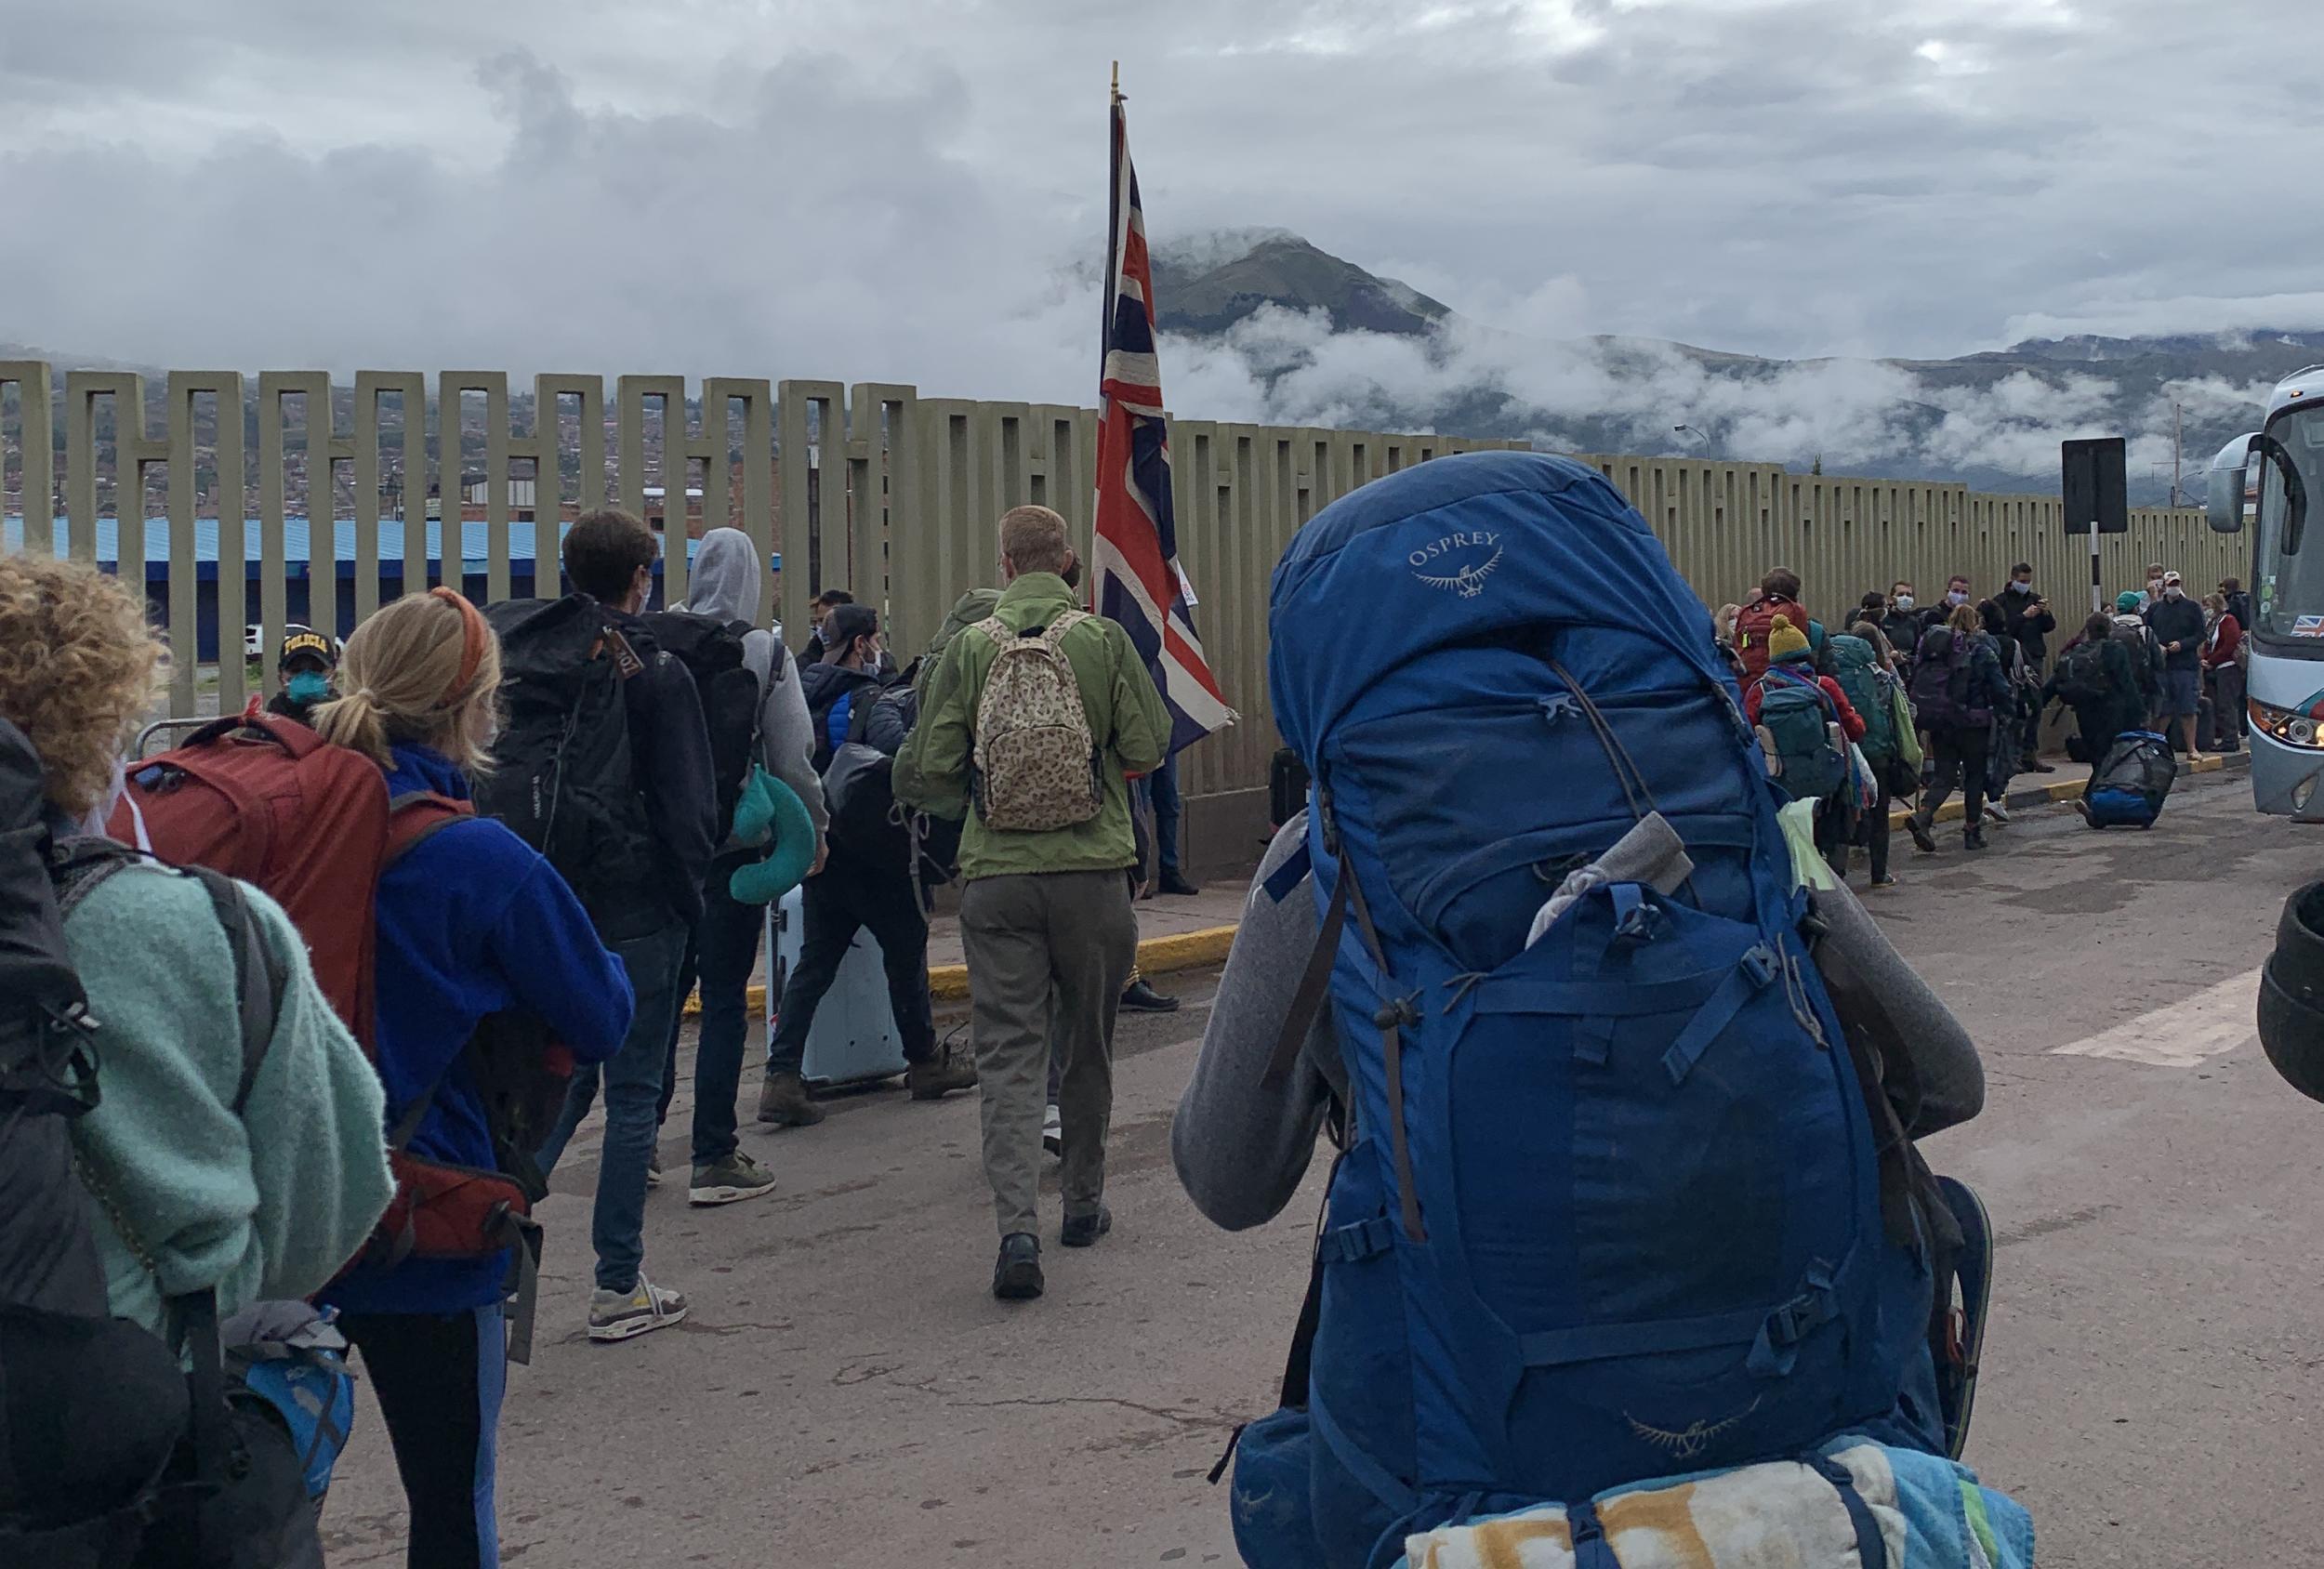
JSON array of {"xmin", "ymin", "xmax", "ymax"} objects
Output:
[
  {"xmin": 755, "ymin": 1072, "xmax": 825, "ymax": 1127},
  {"xmin": 906, "ymin": 1051, "xmax": 979, "ymax": 1101}
]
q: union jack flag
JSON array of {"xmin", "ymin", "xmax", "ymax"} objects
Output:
[{"xmin": 1091, "ymin": 88, "xmax": 1236, "ymax": 753}]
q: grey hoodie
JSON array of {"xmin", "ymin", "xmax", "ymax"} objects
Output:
[{"xmin": 676, "ymin": 529, "xmax": 828, "ymax": 841}]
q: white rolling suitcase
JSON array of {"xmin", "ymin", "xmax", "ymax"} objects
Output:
[{"xmin": 765, "ymin": 885, "xmax": 906, "ymax": 1087}]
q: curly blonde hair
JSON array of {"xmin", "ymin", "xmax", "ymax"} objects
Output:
[
  {"xmin": 312, "ymin": 589, "xmax": 502, "ymax": 773},
  {"xmin": 0, "ymin": 556, "xmax": 166, "ymax": 815}
]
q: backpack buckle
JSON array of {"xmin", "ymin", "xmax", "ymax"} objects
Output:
[{"xmin": 1740, "ymin": 944, "xmax": 1778, "ymax": 987}]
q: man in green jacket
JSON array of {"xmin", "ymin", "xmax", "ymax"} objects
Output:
[{"xmin": 895, "ymin": 505, "xmax": 1170, "ymax": 1301}]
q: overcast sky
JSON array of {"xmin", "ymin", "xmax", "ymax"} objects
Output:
[{"xmin": 2, "ymin": 0, "xmax": 2317, "ymax": 405}]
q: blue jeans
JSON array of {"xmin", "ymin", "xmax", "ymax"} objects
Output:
[
  {"xmin": 657, "ymin": 864, "xmax": 763, "ymax": 1167},
  {"xmin": 538, "ymin": 921, "xmax": 687, "ymax": 1293}
]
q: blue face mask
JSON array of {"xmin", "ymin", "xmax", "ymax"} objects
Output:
[{"xmin": 286, "ymin": 671, "xmax": 332, "ymax": 705}]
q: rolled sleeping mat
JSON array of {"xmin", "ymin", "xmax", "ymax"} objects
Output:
[{"xmin": 2259, "ymin": 881, "xmax": 2324, "ymax": 1104}]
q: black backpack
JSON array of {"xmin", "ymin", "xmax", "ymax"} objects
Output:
[
  {"xmin": 0, "ymin": 719, "xmax": 318, "ymax": 1569},
  {"xmin": 1908, "ymin": 629, "xmax": 1990, "ymax": 732},
  {"xmin": 644, "ymin": 611, "xmax": 761, "ymax": 838},
  {"xmin": 474, "ymin": 596, "xmax": 661, "ymax": 942},
  {"xmin": 2053, "ymin": 639, "xmax": 2112, "ymax": 705}
]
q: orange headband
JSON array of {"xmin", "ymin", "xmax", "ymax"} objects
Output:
[{"xmin": 429, "ymin": 587, "xmax": 490, "ymax": 707}]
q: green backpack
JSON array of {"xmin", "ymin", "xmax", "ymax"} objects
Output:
[{"xmin": 1829, "ymin": 634, "xmax": 1898, "ymax": 765}]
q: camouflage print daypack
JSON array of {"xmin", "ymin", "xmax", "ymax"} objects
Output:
[{"xmin": 971, "ymin": 610, "xmax": 1103, "ymax": 831}]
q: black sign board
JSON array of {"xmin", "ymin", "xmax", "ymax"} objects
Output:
[{"xmin": 2061, "ymin": 437, "xmax": 2129, "ymax": 534}]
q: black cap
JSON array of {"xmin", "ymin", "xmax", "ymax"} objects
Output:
[
  {"xmin": 825, "ymin": 603, "xmax": 878, "ymax": 651},
  {"xmin": 279, "ymin": 625, "xmax": 337, "ymax": 670}
]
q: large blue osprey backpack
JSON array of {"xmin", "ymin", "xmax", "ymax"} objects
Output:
[{"xmin": 1243, "ymin": 452, "xmax": 1935, "ymax": 1567}]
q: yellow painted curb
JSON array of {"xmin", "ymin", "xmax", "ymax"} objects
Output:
[{"xmin": 698, "ymin": 922, "xmax": 1243, "ymax": 1018}]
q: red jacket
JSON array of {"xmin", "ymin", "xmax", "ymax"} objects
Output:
[
  {"xmin": 1746, "ymin": 664, "xmax": 1867, "ymax": 742},
  {"xmin": 2203, "ymin": 614, "xmax": 2242, "ymax": 670}
]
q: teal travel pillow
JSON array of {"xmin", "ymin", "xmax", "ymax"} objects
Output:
[{"xmin": 727, "ymin": 766, "xmax": 816, "ymax": 905}]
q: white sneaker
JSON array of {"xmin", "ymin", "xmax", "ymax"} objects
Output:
[
  {"xmin": 1985, "ymin": 802, "xmax": 2011, "ymax": 824},
  {"xmin": 588, "ymin": 1272, "xmax": 689, "ymax": 1342},
  {"xmin": 1043, "ymin": 1104, "xmax": 1063, "ymax": 1158}
]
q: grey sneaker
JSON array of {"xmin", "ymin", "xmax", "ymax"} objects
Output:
[
  {"xmin": 1042, "ymin": 1103, "xmax": 1063, "ymax": 1158},
  {"xmin": 588, "ymin": 1272, "xmax": 689, "ymax": 1342},
  {"xmin": 688, "ymin": 1151, "xmax": 776, "ymax": 1207},
  {"xmin": 1984, "ymin": 801, "xmax": 2011, "ymax": 825},
  {"xmin": 645, "ymin": 1150, "xmax": 663, "ymax": 1189}
]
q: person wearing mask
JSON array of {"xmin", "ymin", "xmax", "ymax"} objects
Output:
[
  {"xmin": 760, "ymin": 603, "xmax": 978, "ymax": 1126},
  {"xmin": 2221, "ymin": 577, "xmax": 2256, "ymax": 639},
  {"xmin": 2139, "ymin": 563, "xmax": 2166, "ymax": 611},
  {"xmin": 1, "ymin": 556, "xmax": 396, "ymax": 1562},
  {"xmin": 300, "ymin": 589, "xmax": 636, "ymax": 1563},
  {"xmin": 2201, "ymin": 591, "xmax": 2245, "ymax": 756},
  {"xmin": 531, "ymin": 509, "xmax": 718, "ymax": 1342},
  {"xmin": 1999, "ymin": 563, "xmax": 2056, "ymax": 773},
  {"xmin": 1744, "ymin": 614, "xmax": 1866, "ymax": 875},
  {"xmin": 895, "ymin": 505, "xmax": 1170, "ymax": 1300},
  {"xmin": 2049, "ymin": 611, "xmax": 2145, "ymax": 776},
  {"xmin": 1976, "ymin": 600, "xmax": 2027, "ymax": 822},
  {"xmin": 1881, "ymin": 581, "xmax": 1922, "ymax": 658},
  {"xmin": 2142, "ymin": 570, "xmax": 2207, "ymax": 761},
  {"xmin": 1908, "ymin": 602, "xmax": 2013, "ymax": 853},
  {"xmin": 653, "ymin": 528, "xmax": 827, "ymax": 1204},
  {"xmin": 2109, "ymin": 589, "xmax": 2165, "ymax": 719},
  {"xmin": 1930, "ymin": 574, "xmax": 1974, "ymax": 631},
  {"xmin": 798, "ymin": 588, "xmax": 854, "ymax": 666},
  {"xmin": 266, "ymin": 624, "xmax": 341, "ymax": 728}
]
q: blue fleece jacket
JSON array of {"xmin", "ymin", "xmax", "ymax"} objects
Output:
[{"xmin": 320, "ymin": 744, "xmax": 635, "ymax": 1316}]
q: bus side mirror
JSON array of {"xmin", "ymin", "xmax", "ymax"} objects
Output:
[
  {"xmin": 2207, "ymin": 466, "xmax": 2246, "ymax": 533},
  {"xmin": 2208, "ymin": 429, "xmax": 2260, "ymax": 534}
]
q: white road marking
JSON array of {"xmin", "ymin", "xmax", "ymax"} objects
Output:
[{"xmin": 2048, "ymin": 967, "xmax": 2263, "ymax": 1068}]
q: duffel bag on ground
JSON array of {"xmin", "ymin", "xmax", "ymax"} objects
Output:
[{"xmin": 2082, "ymin": 731, "xmax": 2175, "ymax": 830}]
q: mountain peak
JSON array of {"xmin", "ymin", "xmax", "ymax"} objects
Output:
[{"xmin": 1149, "ymin": 232, "xmax": 1449, "ymax": 338}]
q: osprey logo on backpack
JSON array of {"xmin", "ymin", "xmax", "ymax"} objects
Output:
[{"xmin": 1409, "ymin": 530, "xmax": 1503, "ymax": 598}]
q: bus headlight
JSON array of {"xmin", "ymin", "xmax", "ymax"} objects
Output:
[{"xmin": 2251, "ymin": 697, "xmax": 2324, "ymax": 748}]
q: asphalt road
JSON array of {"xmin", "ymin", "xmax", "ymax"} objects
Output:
[{"xmin": 323, "ymin": 766, "xmax": 2324, "ymax": 1568}]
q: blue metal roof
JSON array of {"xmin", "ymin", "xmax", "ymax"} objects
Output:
[{"xmin": 1, "ymin": 519, "xmax": 777, "ymax": 574}]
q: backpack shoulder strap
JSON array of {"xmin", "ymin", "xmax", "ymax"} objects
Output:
[
  {"xmin": 51, "ymin": 839, "xmax": 283, "ymax": 1114},
  {"xmin": 971, "ymin": 615, "xmax": 1011, "ymax": 648},
  {"xmin": 384, "ymin": 790, "xmax": 474, "ymax": 866},
  {"xmin": 183, "ymin": 865, "xmax": 285, "ymax": 1114}
]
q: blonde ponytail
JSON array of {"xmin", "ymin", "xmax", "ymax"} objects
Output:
[{"xmin": 312, "ymin": 592, "xmax": 501, "ymax": 772}]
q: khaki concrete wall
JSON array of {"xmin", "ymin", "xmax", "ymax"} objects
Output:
[{"xmin": 0, "ymin": 360, "xmax": 2242, "ymax": 861}]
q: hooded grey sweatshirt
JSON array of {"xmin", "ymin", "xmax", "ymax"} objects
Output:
[{"xmin": 676, "ymin": 528, "xmax": 828, "ymax": 841}]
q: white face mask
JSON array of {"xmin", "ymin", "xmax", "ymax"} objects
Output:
[
  {"xmin": 1893, "ymin": 594, "xmax": 1915, "ymax": 612},
  {"xmin": 1947, "ymin": 589, "xmax": 1969, "ymax": 606},
  {"xmin": 2010, "ymin": 578, "xmax": 2032, "ymax": 593},
  {"xmin": 2164, "ymin": 584, "xmax": 2185, "ymax": 600},
  {"xmin": 2147, "ymin": 579, "xmax": 2164, "ymax": 594}
]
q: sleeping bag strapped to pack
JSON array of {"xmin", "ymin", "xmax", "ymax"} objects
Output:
[
  {"xmin": 1752, "ymin": 666, "xmax": 1847, "ymax": 802},
  {"xmin": 1256, "ymin": 452, "xmax": 1932, "ymax": 1568},
  {"xmin": 2083, "ymin": 730, "xmax": 2175, "ymax": 829}
]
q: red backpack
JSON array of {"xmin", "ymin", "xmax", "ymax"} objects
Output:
[
  {"xmin": 1734, "ymin": 596, "xmax": 1813, "ymax": 682},
  {"xmin": 112, "ymin": 715, "xmax": 567, "ymax": 1356}
]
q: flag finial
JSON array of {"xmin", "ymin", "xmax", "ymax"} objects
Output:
[{"xmin": 1112, "ymin": 61, "xmax": 1121, "ymax": 103}]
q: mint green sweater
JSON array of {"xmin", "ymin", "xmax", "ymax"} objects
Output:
[{"xmin": 63, "ymin": 864, "xmax": 395, "ymax": 1338}]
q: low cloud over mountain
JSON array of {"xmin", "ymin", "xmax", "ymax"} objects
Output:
[{"xmin": 1149, "ymin": 232, "xmax": 2317, "ymax": 502}]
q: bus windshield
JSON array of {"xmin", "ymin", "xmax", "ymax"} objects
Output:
[{"xmin": 2256, "ymin": 402, "xmax": 2324, "ymax": 640}]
